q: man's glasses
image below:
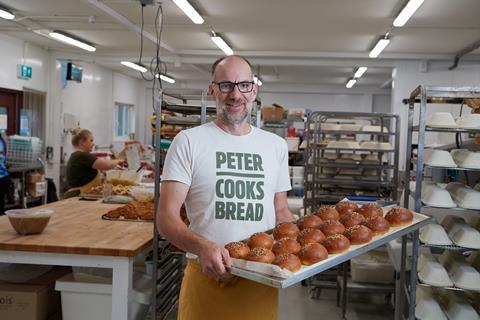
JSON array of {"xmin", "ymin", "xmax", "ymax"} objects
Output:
[{"xmin": 212, "ymin": 81, "xmax": 255, "ymax": 93}]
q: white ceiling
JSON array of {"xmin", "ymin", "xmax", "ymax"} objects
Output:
[{"xmin": 0, "ymin": 0, "xmax": 479, "ymax": 94}]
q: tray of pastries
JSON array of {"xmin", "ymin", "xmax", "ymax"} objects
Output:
[
  {"xmin": 228, "ymin": 201, "xmax": 431, "ymax": 288},
  {"xmin": 102, "ymin": 200, "xmax": 154, "ymax": 222}
]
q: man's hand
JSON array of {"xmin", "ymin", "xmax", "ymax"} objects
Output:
[{"xmin": 197, "ymin": 241, "xmax": 232, "ymax": 280}]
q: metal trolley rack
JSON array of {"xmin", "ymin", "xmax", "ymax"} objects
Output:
[
  {"xmin": 402, "ymin": 86, "xmax": 480, "ymax": 320},
  {"xmin": 304, "ymin": 111, "xmax": 401, "ymax": 209}
]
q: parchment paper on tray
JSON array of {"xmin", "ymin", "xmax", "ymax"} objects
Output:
[{"xmin": 231, "ymin": 258, "xmax": 293, "ymax": 279}]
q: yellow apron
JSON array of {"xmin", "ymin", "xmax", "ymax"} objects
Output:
[
  {"xmin": 178, "ymin": 260, "xmax": 278, "ymax": 320},
  {"xmin": 64, "ymin": 171, "xmax": 102, "ymax": 198}
]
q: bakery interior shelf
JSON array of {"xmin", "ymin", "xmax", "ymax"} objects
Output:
[
  {"xmin": 412, "ymin": 125, "xmax": 480, "ymax": 133},
  {"xmin": 419, "ymin": 242, "xmax": 479, "ymax": 252},
  {"xmin": 316, "ymin": 147, "xmax": 396, "ymax": 153},
  {"xmin": 319, "ymin": 130, "xmax": 395, "ymax": 136},
  {"xmin": 423, "ymin": 164, "xmax": 480, "ymax": 172},
  {"xmin": 162, "ymin": 103, "xmax": 216, "ymax": 116},
  {"xmin": 317, "ymin": 162, "xmax": 395, "ymax": 169},
  {"xmin": 304, "ymin": 111, "xmax": 400, "ymax": 206},
  {"xmin": 416, "ymin": 282, "xmax": 478, "ymax": 293},
  {"xmin": 402, "ymin": 85, "xmax": 480, "ymax": 320}
]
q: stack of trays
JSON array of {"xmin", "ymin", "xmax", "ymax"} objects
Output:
[
  {"xmin": 359, "ymin": 141, "xmax": 392, "ymax": 150},
  {"xmin": 424, "ymin": 148, "xmax": 480, "ymax": 169},
  {"xmin": 450, "ymin": 149, "xmax": 480, "ymax": 169},
  {"xmin": 326, "ymin": 140, "xmax": 360, "ymax": 149},
  {"xmin": 361, "ymin": 125, "xmax": 389, "ymax": 132}
]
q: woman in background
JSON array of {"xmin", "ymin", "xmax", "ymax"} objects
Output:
[
  {"xmin": 0, "ymin": 133, "xmax": 11, "ymax": 214},
  {"xmin": 64, "ymin": 128, "xmax": 122, "ymax": 198}
]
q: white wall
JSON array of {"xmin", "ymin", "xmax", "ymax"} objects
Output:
[
  {"xmin": 391, "ymin": 61, "xmax": 480, "ymax": 170},
  {"xmin": 0, "ymin": 33, "xmax": 49, "ymax": 92}
]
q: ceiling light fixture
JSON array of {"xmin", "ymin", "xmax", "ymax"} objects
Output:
[
  {"xmin": 346, "ymin": 79, "xmax": 357, "ymax": 89},
  {"xmin": 172, "ymin": 0, "xmax": 204, "ymax": 24},
  {"xmin": 369, "ymin": 36, "xmax": 390, "ymax": 58},
  {"xmin": 49, "ymin": 30, "xmax": 96, "ymax": 52},
  {"xmin": 211, "ymin": 31, "xmax": 234, "ymax": 56},
  {"xmin": 0, "ymin": 7, "xmax": 14, "ymax": 20},
  {"xmin": 393, "ymin": 0, "xmax": 425, "ymax": 27},
  {"xmin": 354, "ymin": 67, "xmax": 368, "ymax": 79},
  {"xmin": 121, "ymin": 61, "xmax": 147, "ymax": 73},
  {"xmin": 156, "ymin": 73, "xmax": 176, "ymax": 84}
]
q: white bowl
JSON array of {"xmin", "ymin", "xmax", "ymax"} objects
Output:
[
  {"xmin": 425, "ymin": 149, "xmax": 457, "ymax": 167},
  {"xmin": 438, "ymin": 251, "xmax": 466, "ymax": 271},
  {"xmin": 441, "ymin": 215, "xmax": 467, "ymax": 231},
  {"xmin": 449, "ymin": 264, "xmax": 480, "ymax": 291},
  {"xmin": 359, "ymin": 141, "xmax": 392, "ymax": 150},
  {"xmin": 445, "ymin": 182, "xmax": 466, "ymax": 198},
  {"xmin": 450, "ymin": 226, "xmax": 480, "ymax": 250},
  {"xmin": 419, "ymin": 224, "xmax": 453, "ymax": 246},
  {"xmin": 445, "ymin": 298, "xmax": 479, "ymax": 320},
  {"xmin": 456, "ymin": 114, "xmax": 480, "ymax": 129},
  {"xmin": 418, "ymin": 261, "xmax": 453, "ymax": 287},
  {"xmin": 418, "ymin": 253, "xmax": 438, "ymax": 272},
  {"xmin": 450, "ymin": 149, "xmax": 470, "ymax": 164},
  {"xmin": 453, "ymin": 187, "xmax": 480, "ymax": 210},
  {"xmin": 456, "ymin": 151, "xmax": 480, "ymax": 169},
  {"xmin": 415, "ymin": 297, "xmax": 448, "ymax": 320},
  {"xmin": 339, "ymin": 124, "xmax": 361, "ymax": 131},
  {"xmin": 361, "ymin": 125, "xmax": 389, "ymax": 133},
  {"xmin": 427, "ymin": 112, "xmax": 457, "ymax": 128},
  {"xmin": 467, "ymin": 252, "xmax": 480, "ymax": 272},
  {"xmin": 422, "ymin": 185, "xmax": 457, "ymax": 208},
  {"xmin": 326, "ymin": 140, "xmax": 360, "ymax": 149}
]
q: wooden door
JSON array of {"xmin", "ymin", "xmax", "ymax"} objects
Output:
[{"xmin": 0, "ymin": 88, "xmax": 23, "ymax": 135}]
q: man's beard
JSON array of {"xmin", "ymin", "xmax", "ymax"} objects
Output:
[{"xmin": 218, "ymin": 100, "xmax": 251, "ymax": 125}]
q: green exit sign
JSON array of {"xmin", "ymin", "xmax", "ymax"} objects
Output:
[{"xmin": 17, "ymin": 64, "xmax": 32, "ymax": 80}]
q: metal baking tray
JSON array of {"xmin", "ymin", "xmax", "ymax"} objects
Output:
[
  {"xmin": 230, "ymin": 212, "xmax": 432, "ymax": 288},
  {"xmin": 101, "ymin": 214, "xmax": 152, "ymax": 223}
]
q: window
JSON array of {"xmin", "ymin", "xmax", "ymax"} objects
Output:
[{"xmin": 114, "ymin": 103, "xmax": 135, "ymax": 140}]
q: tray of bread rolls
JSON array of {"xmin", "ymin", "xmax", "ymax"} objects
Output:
[{"xmin": 227, "ymin": 201, "xmax": 432, "ymax": 288}]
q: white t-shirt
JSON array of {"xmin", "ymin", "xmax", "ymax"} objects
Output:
[{"xmin": 162, "ymin": 121, "xmax": 291, "ymax": 246}]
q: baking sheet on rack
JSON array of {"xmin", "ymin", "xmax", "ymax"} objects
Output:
[{"xmin": 230, "ymin": 211, "xmax": 432, "ymax": 288}]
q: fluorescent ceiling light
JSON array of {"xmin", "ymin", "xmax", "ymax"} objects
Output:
[
  {"xmin": 49, "ymin": 31, "xmax": 96, "ymax": 52},
  {"xmin": 121, "ymin": 61, "xmax": 147, "ymax": 73},
  {"xmin": 172, "ymin": 0, "xmax": 204, "ymax": 24},
  {"xmin": 211, "ymin": 32, "xmax": 234, "ymax": 56},
  {"xmin": 0, "ymin": 8, "xmax": 14, "ymax": 20},
  {"xmin": 257, "ymin": 79, "xmax": 263, "ymax": 86},
  {"xmin": 156, "ymin": 74, "xmax": 176, "ymax": 84},
  {"xmin": 393, "ymin": 0, "xmax": 425, "ymax": 27},
  {"xmin": 354, "ymin": 67, "xmax": 368, "ymax": 79},
  {"xmin": 369, "ymin": 37, "xmax": 390, "ymax": 58},
  {"xmin": 346, "ymin": 79, "xmax": 357, "ymax": 89}
]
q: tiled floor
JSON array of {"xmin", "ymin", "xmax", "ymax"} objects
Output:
[{"xmin": 162, "ymin": 284, "xmax": 394, "ymax": 320}]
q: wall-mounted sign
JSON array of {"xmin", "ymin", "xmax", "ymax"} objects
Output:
[{"xmin": 17, "ymin": 64, "xmax": 32, "ymax": 80}]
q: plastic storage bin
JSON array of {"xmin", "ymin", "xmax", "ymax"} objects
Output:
[
  {"xmin": 55, "ymin": 272, "xmax": 151, "ymax": 320},
  {"xmin": 351, "ymin": 250, "xmax": 395, "ymax": 284}
]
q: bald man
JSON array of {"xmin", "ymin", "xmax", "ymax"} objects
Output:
[{"xmin": 158, "ymin": 55, "xmax": 293, "ymax": 320}]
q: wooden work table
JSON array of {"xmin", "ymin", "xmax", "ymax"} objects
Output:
[{"xmin": 0, "ymin": 197, "xmax": 155, "ymax": 320}]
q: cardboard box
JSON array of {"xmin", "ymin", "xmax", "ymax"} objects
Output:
[
  {"xmin": 0, "ymin": 267, "xmax": 70, "ymax": 320},
  {"xmin": 261, "ymin": 104, "xmax": 285, "ymax": 122}
]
